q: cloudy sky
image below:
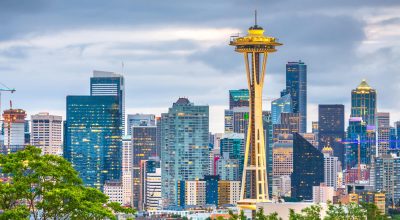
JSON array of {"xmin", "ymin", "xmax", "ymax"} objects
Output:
[{"xmin": 1, "ymin": 0, "xmax": 400, "ymax": 133}]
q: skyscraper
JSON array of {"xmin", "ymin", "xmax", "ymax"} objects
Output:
[
  {"xmin": 90, "ymin": 71, "xmax": 125, "ymax": 134},
  {"xmin": 224, "ymin": 107, "xmax": 249, "ymax": 134},
  {"xmin": 291, "ymin": 133, "xmax": 324, "ymax": 201},
  {"xmin": 318, "ymin": 104, "xmax": 345, "ymax": 164},
  {"xmin": 286, "ymin": 61, "xmax": 307, "ymax": 133},
  {"xmin": 374, "ymin": 154, "xmax": 400, "ymax": 207},
  {"xmin": 351, "ymin": 80, "xmax": 377, "ymax": 126},
  {"xmin": 140, "ymin": 157, "xmax": 161, "ymax": 211},
  {"xmin": 30, "ymin": 112, "xmax": 63, "ymax": 156},
  {"xmin": 65, "ymin": 96, "xmax": 122, "ymax": 190},
  {"xmin": 220, "ymin": 133, "xmax": 245, "ymax": 180},
  {"xmin": 271, "ymin": 94, "xmax": 292, "ymax": 125},
  {"xmin": 229, "ymin": 89, "xmax": 249, "ymax": 109},
  {"xmin": 122, "ymin": 135, "xmax": 133, "ymax": 206},
  {"xmin": 127, "ymin": 114, "xmax": 156, "ymax": 136},
  {"xmin": 345, "ymin": 117, "xmax": 375, "ymax": 169},
  {"xmin": 132, "ymin": 122, "xmax": 157, "ymax": 208},
  {"xmin": 2, "ymin": 108, "xmax": 26, "ymax": 154},
  {"xmin": 161, "ymin": 98, "xmax": 209, "ymax": 208},
  {"xmin": 272, "ymin": 113, "xmax": 300, "ymax": 142},
  {"xmin": 376, "ymin": 112, "xmax": 390, "ymax": 156},
  {"xmin": 322, "ymin": 144, "xmax": 339, "ymax": 190}
]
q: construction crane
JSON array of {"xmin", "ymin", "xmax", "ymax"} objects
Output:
[
  {"xmin": 0, "ymin": 82, "xmax": 16, "ymax": 114},
  {"xmin": 0, "ymin": 83, "xmax": 16, "ymax": 154}
]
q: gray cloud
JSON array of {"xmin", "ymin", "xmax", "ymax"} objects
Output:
[{"xmin": 1, "ymin": 0, "xmax": 400, "ymax": 132}]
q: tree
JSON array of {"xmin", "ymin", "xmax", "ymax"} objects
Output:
[
  {"xmin": 324, "ymin": 202, "xmax": 347, "ymax": 220},
  {"xmin": 360, "ymin": 202, "xmax": 389, "ymax": 220},
  {"xmin": 228, "ymin": 210, "xmax": 246, "ymax": 220},
  {"xmin": 0, "ymin": 146, "xmax": 135, "ymax": 220},
  {"xmin": 288, "ymin": 205, "xmax": 321, "ymax": 220},
  {"xmin": 255, "ymin": 208, "xmax": 281, "ymax": 220}
]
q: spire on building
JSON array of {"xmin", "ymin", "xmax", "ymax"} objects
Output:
[{"xmin": 357, "ymin": 79, "xmax": 372, "ymax": 90}]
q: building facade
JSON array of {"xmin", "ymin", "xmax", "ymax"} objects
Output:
[
  {"xmin": 291, "ymin": 133, "xmax": 324, "ymax": 201},
  {"xmin": 286, "ymin": 61, "xmax": 307, "ymax": 133},
  {"xmin": 351, "ymin": 80, "xmax": 376, "ymax": 126},
  {"xmin": 271, "ymin": 94, "xmax": 292, "ymax": 125},
  {"xmin": 2, "ymin": 109, "xmax": 26, "ymax": 153},
  {"xmin": 229, "ymin": 89, "xmax": 249, "ymax": 110},
  {"xmin": 30, "ymin": 112, "xmax": 62, "ymax": 155},
  {"xmin": 161, "ymin": 98, "xmax": 209, "ymax": 208},
  {"xmin": 318, "ymin": 104, "xmax": 345, "ymax": 165},
  {"xmin": 90, "ymin": 71, "xmax": 125, "ymax": 134},
  {"xmin": 65, "ymin": 96, "xmax": 122, "ymax": 190}
]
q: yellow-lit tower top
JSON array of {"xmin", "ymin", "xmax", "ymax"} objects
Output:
[{"xmin": 230, "ymin": 11, "xmax": 282, "ymax": 213}]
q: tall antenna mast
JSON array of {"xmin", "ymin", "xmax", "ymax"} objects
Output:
[{"xmin": 254, "ymin": 10, "xmax": 257, "ymax": 26}]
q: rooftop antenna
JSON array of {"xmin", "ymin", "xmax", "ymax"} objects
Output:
[{"xmin": 255, "ymin": 9, "xmax": 257, "ymax": 26}]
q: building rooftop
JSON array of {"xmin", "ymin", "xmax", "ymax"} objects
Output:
[{"xmin": 356, "ymin": 79, "xmax": 372, "ymax": 90}]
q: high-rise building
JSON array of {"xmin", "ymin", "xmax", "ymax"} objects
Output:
[
  {"xmin": 273, "ymin": 113, "xmax": 300, "ymax": 142},
  {"xmin": 263, "ymin": 111, "xmax": 274, "ymax": 198},
  {"xmin": 220, "ymin": 133, "xmax": 244, "ymax": 179},
  {"xmin": 272, "ymin": 175, "xmax": 291, "ymax": 198},
  {"xmin": 390, "ymin": 127, "xmax": 397, "ymax": 149},
  {"xmin": 312, "ymin": 183, "xmax": 334, "ymax": 204},
  {"xmin": 218, "ymin": 181, "xmax": 241, "ymax": 206},
  {"xmin": 161, "ymin": 98, "xmax": 209, "ymax": 208},
  {"xmin": 104, "ymin": 180, "xmax": 123, "ymax": 204},
  {"xmin": 322, "ymin": 144, "xmax": 339, "ymax": 190},
  {"xmin": 90, "ymin": 71, "xmax": 125, "ymax": 134},
  {"xmin": 272, "ymin": 134, "xmax": 293, "ymax": 178},
  {"xmin": 351, "ymin": 80, "xmax": 377, "ymax": 126},
  {"xmin": 2, "ymin": 109, "xmax": 26, "ymax": 154},
  {"xmin": 224, "ymin": 107, "xmax": 249, "ymax": 134},
  {"xmin": 65, "ymin": 96, "xmax": 122, "ymax": 190},
  {"xmin": 291, "ymin": 133, "xmax": 324, "ymax": 201},
  {"xmin": 140, "ymin": 157, "xmax": 161, "ymax": 211},
  {"xmin": 318, "ymin": 104, "xmax": 345, "ymax": 165},
  {"xmin": 374, "ymin": 154, "xmax": 400, "ymax": 207},
  {"xmin": 204, "ymin": 175, "xmax": 220, "ymax": 207},
  {"xmin": 312, "ymin": 121, "xmax": 318, "ymax": 134},
  {"xmin": 286, "ymin": 61, "xmax": 307, "ymax": 133},
  {"xmin": 345, "ymin": 117, "xmax": 375, "ymax": 169},
  {"xmin": 132, "ymin": 122, "xmax": 157, "ymax": 208},
  {"xmin": 271, "ymin": 94, "xmax": 292, "ymax": 125},
  {"xmin": 376, "ymin": 112, "xmax": 390, "ymax": 156},
  {"xmin": 178, "ymin": 180, "xmax": 206, "ymax": 208},
  {"xmin": 395, "ymin": 121, "xmax": 400, "ymax": 148},
  {"xmin": 229, "ymin": 89, "xmax": 249, "ymax": 109},
  {"xmin": 30, "ymin": 112, "xmax": 62, "ymax": 156},
  {"xmin": 216, "ymin": 156, "xmax": 240, "ymax": 181},
  {"xmin": 122, "ymin": 135, "xmax": 132, "ymax": 206},
  {"xmin": 127, "ymin": 114, "xmax": 156, "ymax": 136}
]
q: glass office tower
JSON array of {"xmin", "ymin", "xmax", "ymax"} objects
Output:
[
  {"xmin": 351, "ymin": 80, "xmax": 376, "ymax": 126},
  {"xmin": 65, "ymin": 95, "xmax": 122, "ymax": 190},
  {"xmin": 291, "ymin": 133, "xmax": 324, "ymax": 201},
  {"xmin": 229, "ymin": 89, "xmax": 249, "ymax": 109},
  {"xmin": 161, "ymin": 98, "xmax": 209, "ymax": 209},
  {"xmin": 271, "ymin": 94, "xmax": 292, "ymax": 125},
  {"xmin": 90, "ymin": 71, "xmax": 125, "ymax": 134},
  {"xmin": 318, "ymin": 104, "xmax": 345, "ymax": 165},
  {"xmin": 286, "ymin": 61, "xmax": 307, "ymax": 133}
]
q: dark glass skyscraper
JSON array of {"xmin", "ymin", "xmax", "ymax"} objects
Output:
[
  {"xmin": 90, "ymin": 71, "xmax": 125, "ymax": 134},
  {"xmin": 351, "ymin": 80, "xmax": 376, "ymax": 126},
  {"xmin": 65, "ymin": 96, "xmax": 122, "ymax": 190},
  {"xmin": 229, "ymin": 89, "xmax": 249, "ymax": 109},
  {"xmin": 291, "ymin": 133, "xmax": 324, "ymax": 201},
  {"xmin": 345, "ymin": 117, "xmax": 375, "ymax": 169},
  {"xmin": 318, "ymin": 104, "xmax": 345, "ymax": 165},
  {"xmin": 286, "ymin": 61, "xmax": 307, "ymax": 133}
]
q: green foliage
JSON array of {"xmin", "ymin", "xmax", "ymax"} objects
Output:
[
  {"xmin": 0, "ymin": 146, "xmax": 136, "ymax": 220},
  {"xmin": 228, "ymin": 210, "xmax": 246, "ymax": 220},
  {"xmin": 255, "ymin": 208, "xmax": 281, "ymax": 220},
  {"xmin": 288, "ymin": 205, "xmax": 321, "ymax": 220}
]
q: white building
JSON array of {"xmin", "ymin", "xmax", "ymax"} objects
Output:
[
  {"xmin": 322, "ymin": 145, "xmax": 338, "ymax": 190},
  {"xmin": 272, "ymin": 175, "xmax": 291, "ymax": 197},
  {"xmin": 144, "ymin": 167, "xmax": 162, "ymax": 210},
  {"xmin": 30, "ymin": 112, "xmax": 62, "ymax": 155},
  {"xmin": 104, "ymin": 181, "xmax": 123, "ymax": 204},
  {"xmin": 313, "ymin": 183, "xmax": 334, "ymax": 203},
  {"xmin": 182, "ymin": 180, "xmax": 206, "ymax": 207},
  {"xmin": 122, "ymin": 136, "xmax": 132, "ymax": 205}
]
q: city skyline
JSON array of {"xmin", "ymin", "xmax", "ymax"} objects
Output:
[{"xmin": 2, "ymin": 1, "xmax": 400, "ymax": 133}]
